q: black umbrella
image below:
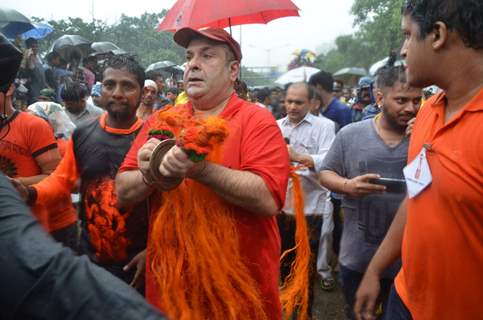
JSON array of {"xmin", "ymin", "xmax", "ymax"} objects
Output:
[
  {"xmin": 146, "ymin": 60, "xmax": 183, "ymax": 75},
  {"xmin": 50, "ymin": 34, "xmax": 92, "ymax": 61},
  {"xmin": 91, "ymin": 41, "xmax": 126, "ymax": 55},
  {"xmin": 0, "ymin": 7, "xmax": 34, "ymax": 39}
]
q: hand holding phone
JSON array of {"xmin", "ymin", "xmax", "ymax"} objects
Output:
[{"xmin": 370, "ymin": 177, "xmax": 406, "ymax": 193}]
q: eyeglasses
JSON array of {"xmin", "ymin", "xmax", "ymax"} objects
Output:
[{"xmin": 285, "ymin": 99, "xmax": 306, "ymax": 106}]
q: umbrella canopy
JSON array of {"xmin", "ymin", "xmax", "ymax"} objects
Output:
[
  {"xmin": 50, "ymin": 34, "xmax": 91, "ymax": 61},
  {"xmin": 157, "ymin": 0, "xmax": 299, "ymax": 32},
  {"xmin": 274, "ymin": 66, "xmax": 320, "ymax": 86},
  {"xmin": 333, "ymin": 67, "xmax": 368, "ymax": 87},
  {"xmin": 21, "ymin": 22, "xmax": 53, "ymax": 40},
  {"xmin": 0, "ymin": 8, "xmax": 34, "ymax": 39},
  {"xmin": 146, "ymin": 60, "xmax": 178, "ymax": 73},
  {"xmin": 369, "ymin": 57, "xmax": 405, "ymax": 76},
  {"xmin": 91, "ymin": 41, "xmax": 126, "ymax": 55}
]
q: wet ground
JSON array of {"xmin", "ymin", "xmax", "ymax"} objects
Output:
[{"xmin": 312, "ymin": 276, "xmax": 347, "ymax": 320}]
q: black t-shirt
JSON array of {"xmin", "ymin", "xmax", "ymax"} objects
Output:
[{"xmin": 72, "ymin": 118, "xmax": 148, "ymax": 282}]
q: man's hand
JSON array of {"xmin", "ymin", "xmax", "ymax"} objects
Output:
[
  {"xmin": 8, "ymin": 178, "xmax": 29, "ymax": 201},
  {"xmin": 354, "ymin": 270, "xmax": 381, "ymax": 320},
  {"xmin": 158, "ymin": 145, "xmax": 205, "ymax": 179},
  {"xmin": 123, "ymin": 250, "xmax": 146, "ymax": 289},
  {"xmin": 405, "ymin": 117, "xmax": 416, "ymax": 137},
  {"xmin": 288, "ymin": 146, "xmax": 314, "ymax": 168},
  {"xmin": 137, "ymin": 138, "xmax": 161, "ymax": 178},
  {"xmin": 344, "ymin": 174, "xmax": 386, "ymax": 197}
]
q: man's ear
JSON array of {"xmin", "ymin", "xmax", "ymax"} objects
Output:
[
  {"xmin": 431, "ymin": 21, "xmax": 448, "ymax": 50},
  {"xmin": 230, "ymin": 61, "xmax": 240, "ymax": 82},
  {"xmin": 376, "ymin": 89, "xmax": 384, "ymax": 107}
]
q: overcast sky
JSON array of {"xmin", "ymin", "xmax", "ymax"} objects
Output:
[{"xmin": 3, "ymin": 0, "xmax": 356, "ymax": 68}]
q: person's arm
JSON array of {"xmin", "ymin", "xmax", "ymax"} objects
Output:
[
  {"xmin": 288, "ymin": 145, "xmax": 315, "ymax": 168},
  {"xmin": 12, "ymin": 140, "xmax": 79, "ymax": 206},
  {"xmin": 152, "ymin": 144, "xmax": 279, "ymax": 215},
  {"xmin": 17, "ymin": 147, "xmax": 61, "ymax": 186},
  {"xmin": 116, "ymin": 138, "xmax": 159, "ymax": 207},
  {"xmin": 117, "ymin": 111, "xmax": 288, "ymax": 215},
  {"xmin": 354, "ymin": 198, "xmax": 407, "ymax": 320},
  {"xmin": 0, "ymin": 174, "xmax": 165, "ymax": 320},
  {"xmin": 288, "ymin": 121, "xmax": 336, "ymax": 170},
  {"xmin": 193, "ymin": 160, "xmax": 278, "ymax": 215},
  {"xmin": 319, "ymin": 170, "xmax": 386, "ymax": 197}
]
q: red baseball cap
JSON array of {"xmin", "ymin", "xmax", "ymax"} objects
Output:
[{"xmin": 173, "ymin": 27, "xmax": 242, "ymax": 62}]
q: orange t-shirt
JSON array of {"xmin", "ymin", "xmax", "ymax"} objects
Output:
[
  {"xmin": 395, "ymin": 90, "xmax": 483, "ymax": 319},
  {"xmin": 0, "ymin": 111, "xmax": 76, "ymax": 231},
  {"xmin": 0, "ymin": 112, "xmax": 56, "ymax": 178}
]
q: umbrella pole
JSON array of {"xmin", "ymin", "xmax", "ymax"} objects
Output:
[
  {"xmin": 228, "ymin": 17, "xmax": 232, "ymax": 36},
  {"xmin": 239, "ymin": 25, "xmax": 242, "ymax": 79}
]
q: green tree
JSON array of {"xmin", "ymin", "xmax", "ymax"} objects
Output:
[{"xmin": 315, "ymin": 0, "xmax": 404, "ymax": 73}]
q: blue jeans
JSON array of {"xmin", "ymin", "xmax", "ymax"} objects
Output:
[
  {"xmin": 339, "ymin": 265, "xmax": 393, "ymax": 320},
  {"xmin": 383, "ymin": 285, "xmax": 412, "ymax": 320}
]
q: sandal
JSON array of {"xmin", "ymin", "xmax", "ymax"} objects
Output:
[{"xmin": 320, "ymin": 277, "xmax": 336, "ymax": 291}]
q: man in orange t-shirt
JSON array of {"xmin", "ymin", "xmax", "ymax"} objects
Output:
[
  {"xmin": 1, "ymin": 82, "xmax": 77, "ymax": 248},
  {"xmin": 354, "ymin": 1, "xmax": 483, "ymax": 320}
]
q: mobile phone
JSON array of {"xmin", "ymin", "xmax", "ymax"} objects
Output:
[{"xmin": 371, "ymin": 177, "xmax": 406, "ymax": 193}]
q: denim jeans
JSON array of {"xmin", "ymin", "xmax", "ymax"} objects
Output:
[
  {"xmin": 339, "ymin": 265, "xmax": 393, "ymax": 320},
  {"xmin": 383, "ymin": 285, "xmax": 412, "ymax": 320}
]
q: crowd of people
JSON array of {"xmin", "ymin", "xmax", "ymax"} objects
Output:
[{"xmin": 0, "ymin": 0, "xmax": 482, "ymax": 319}]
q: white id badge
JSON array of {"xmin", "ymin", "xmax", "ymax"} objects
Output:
[{"xmin": 403, "ymin": 148, "xmax": 432, "ymax": 198}]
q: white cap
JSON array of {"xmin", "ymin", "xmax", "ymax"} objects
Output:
[{"xmin": 144, "ymin": 79, "xmax": 157, "ymax": 89}]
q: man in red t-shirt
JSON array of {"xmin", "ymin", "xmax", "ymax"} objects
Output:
[{"xmin": 116, "ymin": 28, "xmax": 289, "ymax": 319}]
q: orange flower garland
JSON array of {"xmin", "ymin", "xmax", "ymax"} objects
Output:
[{"xmin": 148, "ymin": 106, "xmax": 267, "ymax": 320}]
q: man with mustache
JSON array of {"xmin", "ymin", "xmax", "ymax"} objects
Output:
[
  {"xmin": 15, "ymin": 55, "xmax": 149, "ymax": 288},
  {"xmin": 355, "ymin": 0, "xmax": 483, "ymax": 319},
  {"xmin": 116, "ymin": 28, "xmax": 289, "ymax": 319},
  {"xmin": 319, "ymin": 64, "xmax": 421, "ymax": 319}
]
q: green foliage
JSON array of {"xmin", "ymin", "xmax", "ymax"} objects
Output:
[
  {"xmin": 31, "ymin": 11, "xmax": 184, "ymax": 68},
  {"xmin": 315, "ymin": 0, "xmax": 404, "ymax": 73}
]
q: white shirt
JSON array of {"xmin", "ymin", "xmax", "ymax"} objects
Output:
[
  {"xmin": 277, "ymin": 113, "xmax": 336, "ymax": 215},
  {"xmin": 65, "ymin": 101, "xmax": 104, "ymax": 126}
]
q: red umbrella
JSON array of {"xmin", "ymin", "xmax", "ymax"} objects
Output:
[{"xmin": 157, "ymin": 0, "xmax": 299, "ymax": 32}]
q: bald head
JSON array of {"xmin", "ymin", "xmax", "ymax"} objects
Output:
[
  {"xmin": 287, "ymin": 82, "xmax": 314, "ymax": 101},
  {"xmin": 285, "ymin": 82, "xmax": 315, "ymax": 124}
]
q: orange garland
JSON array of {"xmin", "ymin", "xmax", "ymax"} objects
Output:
[
  {"xmin": 148, "ymin": 108, "xmax": 267, "ymax": 320},
  {"xmin": 280, "ymin": 168, "xmax": 311, "ymax": 320}
]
